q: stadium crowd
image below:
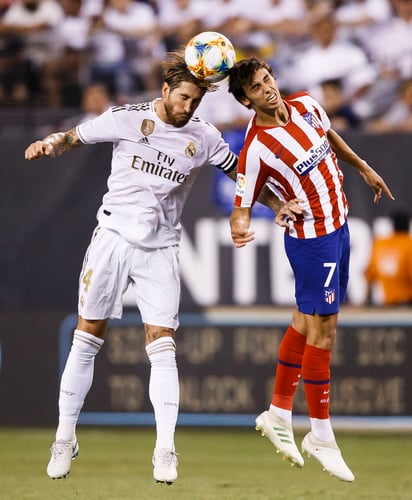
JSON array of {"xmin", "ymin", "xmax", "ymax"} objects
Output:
[{"xmin": 0, "ymin": 0, "xmax": 411, "ymax": 132}]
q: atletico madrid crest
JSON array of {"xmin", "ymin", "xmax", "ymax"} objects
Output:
[{"xmin": 324, "ymin": 289, "xmax": 336, "ymax": 304}]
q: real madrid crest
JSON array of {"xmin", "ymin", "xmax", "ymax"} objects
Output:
[
  {"xmin": 141, "ymin": 119, "xmax": 155, "ymax": 136},
  {"xmin": 185, "ymin": 141, "xmax": 196, "ymax": 158}
]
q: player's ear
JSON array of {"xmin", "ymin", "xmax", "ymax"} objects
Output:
[
  {"xmin": 162, "ymin": 82, "xmax": 170, "ymax": 99},
  {"xmin": 240, "ymin": 96, "xmax": 251, "ymax": 107}
]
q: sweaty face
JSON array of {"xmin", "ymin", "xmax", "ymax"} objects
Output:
[
  {"xmin": 241, "ymin": 68, "xmax": 281, "ymax": 114},
  {"xmin": 162, "ymin": 82, "xmax": 205, "ymax": 128}
]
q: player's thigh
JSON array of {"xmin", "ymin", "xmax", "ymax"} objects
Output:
[
  {"xmin": 130, "ymin": 245, "xmax": 180, "ymax": 331},
  {"xmin": 78, "ymin": 227, "xmax": 131, "ymax": 320},
  {"xmin": 285, "ymin": 224, "xmax": 350, "ymax": 315}
]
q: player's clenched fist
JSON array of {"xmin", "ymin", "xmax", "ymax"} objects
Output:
[
  {"xmin": 25, "ymin": 132, "xmax": 66, "ymax": 160},
  {"xmin": 24, "ymin": 131, "xmax": 77, "ymax": 160}
]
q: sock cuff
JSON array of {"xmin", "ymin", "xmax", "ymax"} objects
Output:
[
  {"xmin": 146, "ymin": 336, "xmax": 176, "ymax": 357},
  {"xmin": 278, "ymin": 325, "xmax": 306, "ymax": 365},
  {"xmin": 73, "ymin": 329, "xmax": 104, "ymax": 351},
  {"xmin": 288, "ymin": 324, "xmax": 304, "ymax": 338},
  {"xmin": 287, "ymin": 325, "xmax": 307, "ymax": 348},
  {"xmin": 304, "ymin": 344, "xmax": 331, "ymax": 368}
]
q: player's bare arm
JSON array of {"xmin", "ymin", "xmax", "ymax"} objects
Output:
[
  {"xmin": 24, "ymin": 128, "xmax": 83, "ymax": 160},
  {"xmin": 256, "ymin": 187, "xmax": 304, "ymax": 228},
  {"xmin": 326, "ymin": 128, "xmax": 395, "ymax": 204},
  {"xmin": 230, "ymin": 206, "xmax": 254, "ymax": 248}
]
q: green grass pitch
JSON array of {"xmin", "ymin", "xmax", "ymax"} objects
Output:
[{"xmin": 1, "ymin": 427, "xmax": 412, "ymax": 499}]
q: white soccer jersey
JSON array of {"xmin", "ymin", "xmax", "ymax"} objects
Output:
[
  {"xmin": 235, "ymin": 92, "xmax": 348, "ymax": 239},
  {"xmin": 77, "ymin": 100, "xmax": 237, "ymax": 248}
]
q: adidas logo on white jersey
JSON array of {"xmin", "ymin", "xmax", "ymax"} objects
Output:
[{"xmin": 138, "ymin": 137, "xmax": 150, "ymax": 145}]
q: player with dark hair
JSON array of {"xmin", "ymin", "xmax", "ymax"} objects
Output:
[
  {"xmin": 227, "ymin": 56, "xmax": 394, "ymax": 482},
  {"xmin": 25, "ymin": 51, "xmax": 298, "ymax": 484}
]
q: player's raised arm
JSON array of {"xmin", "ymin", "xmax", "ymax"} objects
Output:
[
  {"xmin": 326, "ymin": 128, "xmax": 395, "ymax": 204},
  {"xmin": 24, "ymin": 128, "xmax": 82, "ymax": 160}
]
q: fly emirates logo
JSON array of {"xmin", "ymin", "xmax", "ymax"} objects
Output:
[
  {"xmin": 294, "ymin": 137, "xmax": 331, "ymax": 176},
  {"xmin": 131, "ymin": 150, "xmax": 189, "ymax": 184}
]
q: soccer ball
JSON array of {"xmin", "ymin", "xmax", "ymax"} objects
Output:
[{"xmin": 184, "ymin": 31, "xmax": 236, "ymax": 83}]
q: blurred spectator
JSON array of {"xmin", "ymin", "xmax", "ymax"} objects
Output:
[
  {"xmin": 0, "ymin": 0, "xmax": 409, "ymax": 128},
  {"xmin": 0, "ymin": 0, "xmax": 64, "ymax": 104},
  {"xmin": 313, "ymin": 78, "xmax": 363, "ymax": 131},
  {"xmin": 156, "ymin": 0, "xmax": 207, "ymax": 52},
  {"xmin": 35, "ymin": 82, "xmax": 113, "ymax": 136},
  {"xmin": 367, "ymin": 78, "xmax": 412, "ymax": 132},
  {"xmin": 81, "ymin": 0, "xmax": 105, "ymax": 18},
  {"xmin": 364, "ymin": 211, "xmax": 412, "ymax": 306},
  {"xmin": 0, "ymin": 0, "xmax": 10, "ymax": 16},
  {"xmin": 0, "ymin": 0, "xmax": 25, "ymax": 103},
  {"xmin": 358, "ymin": 0, "xmax": 412, "ymax": 118},
  {"xmin": 334, "ymin": 0, "xmax": 391, "ymax": 45},
  {"xmin": 303, "ymin": 0, "xmax": 334, "ymax": 17},
  {"xmin": 59, "ymin": 82, "xmax": 113, "ymax": 129},
  {"xmin": 42, "ymin": 0, "xmax": 91, "ymax": 107},
  {"xmin": 203, "ymin": 0, "xmax": 274, "ymax": 57},
  {"xmin": 88, "ymin": 0, "xmax": 160, "ymax": 100},
  {"xmin": 253, "ymin": 0, "xmax": 309, "ymax": 38},
  {"xmin": 252, "ymin": 0, "xmax": 309, "ymax": 43},
  {"xmin": 364, "ymin": 0, "xmax": 412, "ymax": 78},
  {"xmin": 244, "ymin": 0, "xmax": 309, "ymax": 74},
  {"xmin": 284, "ymin": 13, "xmax": 377, "ymax": 116},
  {"xmin": 201, "ymin": 0, "xmax": 249, "ymax": 36}
]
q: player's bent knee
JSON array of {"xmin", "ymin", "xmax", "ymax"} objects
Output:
[
  {"xmin": 77, "ymin": 316, "xmax": 108, "ymax": 339},
  {"xmin": 144, "ymin": 324, "xmax": 175, "ymax": 345}
]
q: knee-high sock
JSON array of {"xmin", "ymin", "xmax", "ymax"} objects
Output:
[
  {"xmin": 302, "ymin": 343, "xmax": 334, "ymax": 441},
  {"xmin": 271, "ymin": 325, "xmax": 306, "ymax": 419},
  {"xmin": 56, "ymin": 329, "xmax": 103, "ymax": 441},
  {"xmin": 146, "ymin": 337, "xmax": 179, "ymax": 451}
]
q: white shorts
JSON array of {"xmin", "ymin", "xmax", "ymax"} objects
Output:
[{"xmin": 78, "ymin": 226, "xmax": 180, "ymax": 329}]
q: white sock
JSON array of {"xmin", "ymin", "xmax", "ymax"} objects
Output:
[
  {"xmin": 269, "ymin": 404, "xmax": 292, "ymax": 426},
  {"xmin": 146, "ymin": 337, "xmax": 179, "ymax": 451},
  {"xmin": 310, "ymin": 417, "xmax": 335, "ymax": 442},
  {"xmin": 55, "ymin": 329, "xmax": 103, "ymax": 441}
]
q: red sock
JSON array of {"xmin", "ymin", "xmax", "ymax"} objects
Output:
[
  {"xmin": 302, "ymin": 344, "xmax": 331, "ymax": 419},
  {"xmin": 271, "ymin": 325, "xmax": 306, "ymax": 410}
]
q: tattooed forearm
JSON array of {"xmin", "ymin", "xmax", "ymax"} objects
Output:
[{"xmin": 43, "ymin": 128, "xmax": 82, "ymax": 157}]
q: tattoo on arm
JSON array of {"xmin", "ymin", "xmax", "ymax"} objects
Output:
[
  {"xmin": 65, "ymin": 129, "xmax": 80, "ymax": 146},
  {"xmin": 44, "ymin": 128, "xmax": 82, "ymax": 157}
]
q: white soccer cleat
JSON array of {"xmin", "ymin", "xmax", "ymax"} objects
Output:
[
  {"xmin": 46, "ymin": 439, "xmax": 79, "ymax": 479},
  {"xmin": 255, "ymin": 410, "xmax": 304, "ymax": 467},
  {"xmin": 301, "ymin": 431, "xmax": 355, "ymax": 482},
  {"xmin": 152, "ymin": 448, "xmax": 178, "ymax": 485}
]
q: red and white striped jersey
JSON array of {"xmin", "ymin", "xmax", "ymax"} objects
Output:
[{"xmin": 235, "ymin": 92, "xmax": 349, "ymax": 239}]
